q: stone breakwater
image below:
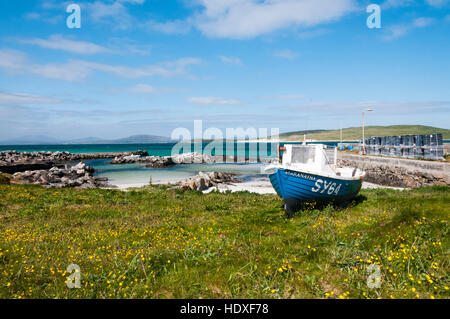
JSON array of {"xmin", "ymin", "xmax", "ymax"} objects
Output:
[
  {"xmin": 0, "ymin": 150, "xmax": 149, "ymax": 164},
  {"xmin": 0, "ymin": 150, "xmax": 148, "ymax": 174},
  {"xmin": 110, "ymin": 154, "xmax": 174, "ymax": 167},
  {"xmin": 110, "ymin": 152, "xmax": 274, "ymax": 166},
  {"xmin": 110, "ymin": 152, "xmax": 217, "ymax": 167},
  {"xmin": 337, "ymin": 153, "xmax": 450, "ymax": 188},
  {"xmin": 10, "ymin": 162, "xmax": 109, "ymax": 189},
  {"xmin": 111, "ymin": 153, "xmax": 223, "ymax": 168},
  {"xmin": 176, "ymin": 171, "xmax": 242, "ymax": 191}
]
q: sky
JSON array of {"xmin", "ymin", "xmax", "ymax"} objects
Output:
[{"xmin": 0, "ymin": 0, "xmax": 449, "ymax": 140}]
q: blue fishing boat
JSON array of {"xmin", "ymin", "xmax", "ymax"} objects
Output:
[{"xmin": 264, "ymin": 144, "xmax": 364, "ymax": 217}]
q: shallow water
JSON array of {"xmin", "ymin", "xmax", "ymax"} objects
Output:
[{"xmin": 86, "ymin": 159, "xmax": 266, "ymax": 187}]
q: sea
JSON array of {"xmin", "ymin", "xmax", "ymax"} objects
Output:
[{"xmin": 0, "ymin": 141, "xmax": 354, "ymax": 188}]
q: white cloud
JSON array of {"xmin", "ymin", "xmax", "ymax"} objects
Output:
[
  {"xmin": 63, "ymin": 58, "xmax": 201, "ymax": 80},
  {"xmin": 24, "ymin": 1, "xmax": 66, "ymax": 24},
  {"xmin": 119, "ymin": 0, "xmax": 145, "ymax": 3},
  {"xmin": 273, "ymin": 49, "xmax": 298, "ymax": 59},
  {"xmin": 381, "ymin": 0, "xmax": 415, "ymax": 9},
  {"xmin": 296, "ymin": 28, "xmax": 330, "ymax": 39},
  {"xmin": 128, "ymin": 84, "xmax": 158, "ymax": 94},
  {"xmin": 383, "ymin": 17, "xmax": 435, "ymax": 40},
  {"xmin": 41, "ymin": 1, "xmax": 68, "ymax": 10},
  {"xmin": 187, "ymin": 96, "xmax": 241, "ymax": 105},
  {"xmin": 16, "ymin": 35, "xmax": 110, "ymax": 55},
  {"xmin": 32, "ymin": 61, "xmax": 93, "ymax": 82},
  {"xmin": 262, "ymin": 94, "xmax": 307, "ymax": 100},
  {"xmin": 383, "ymin": 25, "xmax": 410, "ymax": 40},
  {"xmin": 0, "ymin": 91, "xmax": 61, "ymax": 105},
  {"xmin": 0, "ymin": 50, "xmax": 93, "ymax": 81},
  {"xmin": 412, "ymin": 17, "xmax": 435, "ymax": 27},
  {"xmin": 24, "ymin": 12, "xmax": 41, "ymax": 20},
  {"xmin": 425, "ymin": 0, "xmax": 449, "ymax": 7},
  {"xmin": 26, "ymin": 1, "xmax": 145, "ymax": 28},
  {"xmin": 0, "ymin": 49, "xmax": 202, "ymax": 82},
  {"xmin": 146, "ymin": 20, "xmax": 192, "ymax": 34},
  {"xmin": 382, "ymin": 0, "xmax": 449, "ymax": 8},
  {"xmin": 107, "ymin": 37, "xmax": 152, "ymax": 55},
  {"xmin": 88, "ymin": 1, "xmax": 128, "ymax": 22},
  {"xmin": 284, "ymin": 100, "xmax": 450, "ymax": 115},
  {"xmin": 0, "ymin": 50, "xmax": 29, "ymax": 72},
  {"xmin": 108, "ymin": 84, "xmax": 186, "ymax": 94},
  {"xmin": 85, "ymin": 0, "xmax": 146, "ymax": 30},
  {"xmin": 219, "ymin": 56, "xmax": 243, "ymax": 65},
  {"xmin": 191, "ymin": 0, "xmax": 357, "ymax": 39}
]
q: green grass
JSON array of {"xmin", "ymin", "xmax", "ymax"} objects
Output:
[
  {"xmin": 280, "ymin": 125, "xmax": 450, "ymax": 141},
  {"xmin": 0, "ymin": 184, "xmax": 448, "ymax": 299},
  {"xmin": 0, "ymin": 173, "xmax": 11, "ymax": 185}
]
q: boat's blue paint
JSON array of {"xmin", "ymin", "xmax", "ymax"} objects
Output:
[{"xmin": 269, "ymin": 168, "xmax": 362, "ymax": 204}]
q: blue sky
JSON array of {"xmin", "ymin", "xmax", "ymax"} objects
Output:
[{"xmin": 0, "ymin": 0, "xmax": 449, "ymax": 140}]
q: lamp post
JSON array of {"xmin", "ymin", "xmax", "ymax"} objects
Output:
[{"xmin": 362, "ymin": 109, "xmax": 373, "ymax": 155}]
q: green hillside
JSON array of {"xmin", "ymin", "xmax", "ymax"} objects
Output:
[{"xmin": 280, "ymin": 125, "xmax": 450, "ymax": 141}]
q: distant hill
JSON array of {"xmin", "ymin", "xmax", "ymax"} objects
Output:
[
  {"xmin": 0, "ymin": 135, "xmax": 64, "ymax": 145},
  {"xmin": 108, "ymin": 135, "xmax": 174, "ymax": 144},
  {"xmin": 66, "ymin": 137, "xmax": 107, "ymax": 144},
  {"xmin": 280, "ymin": 125, "xmax": 450, "ymax": 141},
  {"xmin": 0, "ymin": 134, "xmax": 174, "ymax": 145}
]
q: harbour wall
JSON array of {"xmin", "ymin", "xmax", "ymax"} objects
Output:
[{"xmin": 337, "ymin": 153, "xmax": 450, "ymax": 188}]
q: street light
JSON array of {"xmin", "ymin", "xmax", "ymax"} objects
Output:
[{"xmin": 362, "ymin": 109, "xmax": 373, "ymax": 155}]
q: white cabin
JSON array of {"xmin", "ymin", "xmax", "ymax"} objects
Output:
[
  {"xmin": 264, "ymin": 144, "xmax": 364, "ymax": 180},
  {"xmin": 281, "ymin": 144, "xmax": 337, "ymax": 175}
]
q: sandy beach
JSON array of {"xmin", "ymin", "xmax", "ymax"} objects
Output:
[{"xmin": 112, "ymin": 175, "xmax": 406, "ymax": 193}]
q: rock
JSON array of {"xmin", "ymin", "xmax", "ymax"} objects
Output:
[
  {"xmin": 433, "ymin": 172, "xmax": 445, "ymax": 179},
  {"xmin": 338, "ymin": 158, "xmax": 450, "ymax": 188},
  {"xmin": 10, "ymin": 162, "xmax": 109, "ymax": 189},
  {"xmin": 111, "ymin": 154, "xmax": 175, "ymax": 168},
  {"xmin": 444, "ymin": 175, "xmax": 450, "ymax": 185},
  {"xmin": 170, "ymin": 153, "xmax": 217, "ymax": 164},
  {"xmin": 176, "ymin": 171, "xmax": 242, "ymax": 191}
]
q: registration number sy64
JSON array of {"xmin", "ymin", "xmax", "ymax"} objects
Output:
[{"xmin": 311, "ymin": 179, "xmax": 341, "ymax": 195}]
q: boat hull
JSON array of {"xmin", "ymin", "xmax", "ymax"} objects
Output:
[{"xmin": 269, "ymin": 168, "xmax": 363, "ymax": 215}]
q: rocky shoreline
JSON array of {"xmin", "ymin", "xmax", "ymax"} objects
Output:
[
  {"xmin": 0, "ymin": 150, "xmax": 246, "ymax": 189},
  {"xmin": 0, "ymin": 150, "xmax": 148, "ymax": 174},
  {"xmin": 175, "ymin": 171, "xmax": 242, "ymax": 191},
  {"xmin": 0, "ymin": 150, "xmax": 147, "ymax": 188},
  {"xmin": 0, "ymin": 150, "xmax": 149, "ymax": 164},
  {"xmin": 339, "ymin": 159, "xmax": 450, "ymax": 188},
  {"xmin": 337, "ymin": 153, "xmax": 450, "ymax": 188},
  {"xmin": 9, "ymin": 162, "xmax": 109, "ymax": 189},
  {"xmin": 110, "ymin": 154, "xmax": 175, "ymax": 167}
]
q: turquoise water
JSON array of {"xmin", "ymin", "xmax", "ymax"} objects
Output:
[
  {"xmin": 86, "ymin": 158, "xmax": 264, "ymax": 187},
  {"xmin": 0, "ymin": 143, "xmax": 181, "ymax": 156},
  {"xmin": 0, "ymin": 141, "xmax": 350, "ymax": 155}
]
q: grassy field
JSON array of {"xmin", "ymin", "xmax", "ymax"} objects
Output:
[
  {"xmin": 280, "ymin": 125, "xmax": 450, "ymax": 141},
  {"xmin": 0, "ymin": 184, "xmax": 448, "ymax": 299}
]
